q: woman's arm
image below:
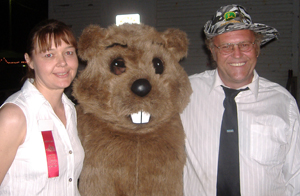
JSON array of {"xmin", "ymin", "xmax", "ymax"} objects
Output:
[{"xmin": 0, "ymin": 103, "xmax": 26, "ymax": 185}]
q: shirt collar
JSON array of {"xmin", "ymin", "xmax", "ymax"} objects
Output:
[
  {"xmin": 22, "ymin": 79, "xmax": 48, "ymax": 108},
  {"xmin": 210, "ymin": 69, "xmax": 259, "ymax": 99},
  {"xmin": 22, "ymin": 79, "xmax": 74, "ymax": 110}
]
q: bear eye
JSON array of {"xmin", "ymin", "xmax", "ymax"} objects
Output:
[
  {"xmin": 110, "ymin": 58, "xmax": 126, "ymax": 75},
  {"xmin": 152, "ymin": 58, "xmax": 164, "ymax": 74}
]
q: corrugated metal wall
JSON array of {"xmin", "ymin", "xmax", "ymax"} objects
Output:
[
  {"xmin": 48, "ymin": 0, "xmax": 299, "ymax": 102},
  {"xmin": 49, "ymin": 1, "xmax": 102, "ymax": 38},
  {"xmin": 156, "ymin": 0, "xmax": 298, "ymax": 91},
  {"xmin": 49, "ymin": 0, "xmax": 156, "ymax": 38}
]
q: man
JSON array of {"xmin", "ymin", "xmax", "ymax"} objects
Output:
[{"xmin": 181, "ymin": 4, "xmax": 300, "ymax": 196}]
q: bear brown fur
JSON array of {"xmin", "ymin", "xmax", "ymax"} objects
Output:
[{"xmin": 72, "ymin": 23, "xmax": 192, "ymax": 196}]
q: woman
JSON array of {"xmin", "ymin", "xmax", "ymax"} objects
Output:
[{"xmin": 0, "ymin": 19, "xmax": 84, "ymax": 195}]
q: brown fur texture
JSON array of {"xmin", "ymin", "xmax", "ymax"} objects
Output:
[{"xmin": 72, "ymin": 23, "xmax": 192, "ymax": 196}]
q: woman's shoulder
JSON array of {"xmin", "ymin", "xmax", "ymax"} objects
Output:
[
  {"xmin": 0, "ymin": 103, "xmax": 26, "ymax": 142},
  {"xmin": 0, "ymin": 103, "xmax": 25, "ymax": 119}
]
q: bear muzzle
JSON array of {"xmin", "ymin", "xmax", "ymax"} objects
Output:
[{"xmin": 130, "ymin": 78, "xmax": 152, "ymax": 124}]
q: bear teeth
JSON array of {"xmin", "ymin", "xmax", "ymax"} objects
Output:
[{"xmin": 130, "ymin": 111, "xmax": 150, "ymax": 124}]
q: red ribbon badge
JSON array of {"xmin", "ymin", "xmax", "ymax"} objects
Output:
[{"xmin": 41, "ymin": 131, "xmax": 59, "ymax": 178}]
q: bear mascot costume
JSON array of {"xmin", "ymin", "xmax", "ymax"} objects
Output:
[{"xmin": 72, "ymin": 23, "xmax": 192, "ymax": 196}]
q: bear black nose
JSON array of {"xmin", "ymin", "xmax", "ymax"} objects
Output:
[{"xmin": 131, "ymin": 78, "xmax": 152, "ymax": 97}]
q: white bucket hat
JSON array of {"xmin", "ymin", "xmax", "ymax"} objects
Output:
[{"xmin": 204, "ymin": 4, "xmax": 279, "ymax": 45}]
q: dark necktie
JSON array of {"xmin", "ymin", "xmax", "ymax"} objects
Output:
[{"xmin": 217, "ymin": 86, "xmax": 248, "ymax": 196}]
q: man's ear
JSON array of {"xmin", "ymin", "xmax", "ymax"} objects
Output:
[
  {"xmin": 24, "ymin": 53, "xmax": 34, "ymax": 69},
  {"xmin": 210, "ymin": 48, "xmax": 217, "ymax": 61},
  {"xmin": 255, "ymin": 43, "xmax": 261, "ymax": 57}
]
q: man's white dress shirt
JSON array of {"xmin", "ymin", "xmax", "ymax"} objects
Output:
[{"xmin": 181, "ymin": 69, "xmax": 300, "ymax": 196}]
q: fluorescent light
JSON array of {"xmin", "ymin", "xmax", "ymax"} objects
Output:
[{"xmin": 116, "ymin": 14, "xmax": 140, "ymax": 26}]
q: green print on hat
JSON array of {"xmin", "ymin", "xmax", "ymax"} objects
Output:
[{"xmin": 224, "ymin": 12, "xmax": 236, "ymax": 21}]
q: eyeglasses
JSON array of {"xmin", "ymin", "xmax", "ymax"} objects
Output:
[{"xmin": 214, "ymin": 41, "xmax": 256, "ymax": 55}]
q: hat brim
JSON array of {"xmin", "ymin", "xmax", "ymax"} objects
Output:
[{"xmin": 204, "ymin": 21, "xmax": 279, "ymax": 45}]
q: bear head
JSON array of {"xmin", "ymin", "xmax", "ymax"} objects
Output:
[{"xmin": 72, "ymin": 23, "xmax": 192, "ymax": 133}]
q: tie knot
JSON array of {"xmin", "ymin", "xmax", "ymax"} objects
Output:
[{"xmin": 222, "ymin": 86, "xmax": 249, "ymax": 100}]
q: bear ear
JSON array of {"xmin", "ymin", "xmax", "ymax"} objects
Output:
[
  {"xmin": 78, "ymin": 25, "xmax": 107, "ymax": 61},
  {"xmin": 161, "ymin": 28, "xmax": 189, "ymax": 61}
]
